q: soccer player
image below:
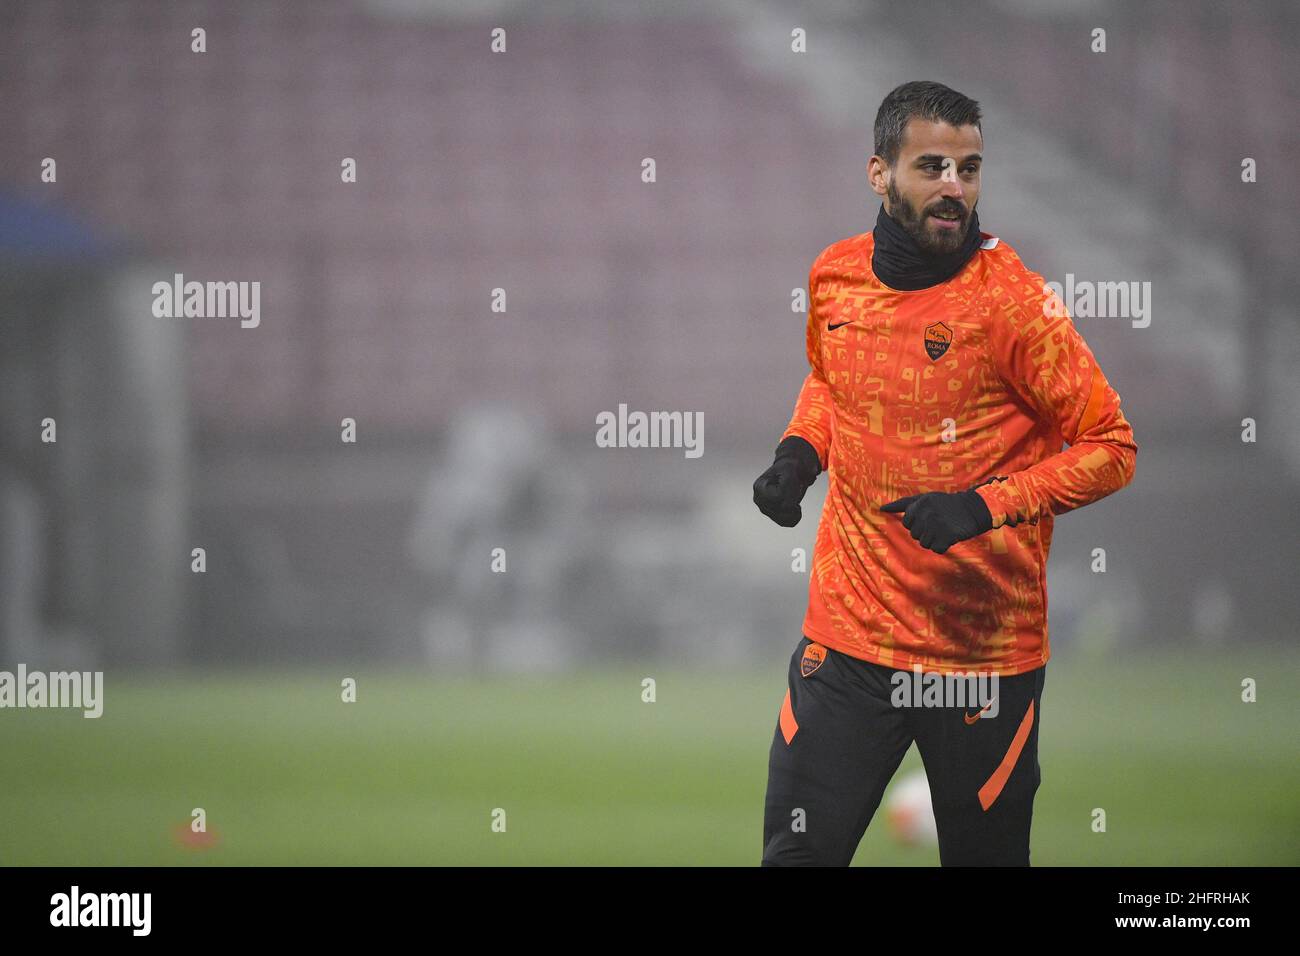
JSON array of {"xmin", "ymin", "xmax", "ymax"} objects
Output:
[{"xmin": 753, "ymin": 81, "xmax": 1137, "ymax": 866}]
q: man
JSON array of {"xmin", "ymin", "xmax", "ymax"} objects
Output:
[{"xmin": 753, "ymin": 81, "xmax": 1137, "ymax": 866}]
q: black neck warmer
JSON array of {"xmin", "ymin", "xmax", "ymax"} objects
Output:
[{"xmin": 871, "ymin": 204, "xmax": 983, "ymax": 291}]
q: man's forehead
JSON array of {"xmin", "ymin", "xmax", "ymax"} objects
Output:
[{"xmin": 899, "ymin": 118, "xmax": 983, "ymax": 156}]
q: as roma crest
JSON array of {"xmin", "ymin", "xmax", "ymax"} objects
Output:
[
  {"xmin": 800, "ymin": 642, "xmax": 827, "ymax": 677},
  {"xmin": 923, "ymin": 321, "xmax": 953, "ymax": 360}
]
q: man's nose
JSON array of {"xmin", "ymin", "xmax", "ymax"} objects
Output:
[{"xmin": 939, "ymin": 167, "xmax": 965, "ymax": 202}]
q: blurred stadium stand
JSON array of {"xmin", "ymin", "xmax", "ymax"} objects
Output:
[{"xmin": 0, "ymin": 0, "xmax": 1295, "ymax": 668}]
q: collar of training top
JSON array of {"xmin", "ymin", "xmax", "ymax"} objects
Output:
[{"xmin": 871, "ymin": 202, "xmax": 983, "ymax": 291}]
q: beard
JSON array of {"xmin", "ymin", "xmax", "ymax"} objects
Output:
[{"xmin": 886, "ymin": 179, "xmax": 974, "ymax": 256}]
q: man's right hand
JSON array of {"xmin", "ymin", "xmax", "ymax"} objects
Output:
[{"xmin": 753, "ymin": 436, "xmax": 821, "ymax": 527}]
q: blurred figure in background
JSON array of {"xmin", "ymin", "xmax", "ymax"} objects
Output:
[{"xmin": 407, "ymin": 403, "xmax": 590, "ymax": 675}]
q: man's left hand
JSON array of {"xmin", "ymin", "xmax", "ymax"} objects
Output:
[{"xmin": 881, "ymin": 490, "xmax": 994, "ymax": 554}]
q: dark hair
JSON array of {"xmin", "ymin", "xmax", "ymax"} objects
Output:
[{"xmin": 873, "ymin": 81, "xmax": 982, "ymax": 167}]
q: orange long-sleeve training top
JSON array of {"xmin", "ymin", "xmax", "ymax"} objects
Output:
[{"xmin": 782, "ymin": 229, "xmax": 1137, "ymax": 676}]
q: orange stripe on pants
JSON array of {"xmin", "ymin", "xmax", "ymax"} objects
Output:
[
  {"xmin": 978, "ymin": 699, "xmax": 1035, "ymax": 811},
  {"xmin": 779, "ymin": 689, "xmax": 799, "ymax": 744}
]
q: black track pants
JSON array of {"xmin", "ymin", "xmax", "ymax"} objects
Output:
[{"xmin": 762, "ymin": 635, "xmax": 1046, "ymax": 866}]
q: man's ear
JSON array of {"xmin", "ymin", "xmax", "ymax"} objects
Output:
[{"xmin": 866, "ymin": 155, "xmax": 889, "ymax": 198}]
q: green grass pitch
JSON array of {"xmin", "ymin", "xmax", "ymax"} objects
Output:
[{"xmin": 1, "ymin": 648, "xmax": 1296, "ymax": 865}]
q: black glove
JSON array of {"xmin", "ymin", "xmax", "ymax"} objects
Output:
[
  {"xmin": 880, "ymin": 489, "xmax": 993, "ymax": 554},
  {"xmin": 753, "ymin": 436, "xmax": 821, "ymax": 527}
]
